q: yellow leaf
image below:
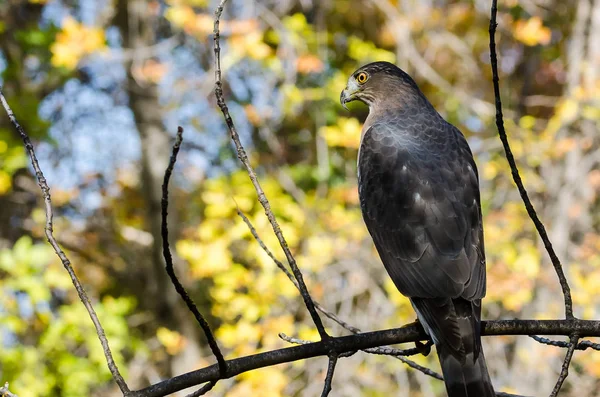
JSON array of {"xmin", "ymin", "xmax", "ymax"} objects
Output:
[
  {"xmin": 296, "ymin": 54, "xmax": 324, "ymax": 74},
  {"xmin": 320, "ymin": 117, "xmax": 362, "ymax": 148},
  {"xmin": 157, "ymin": 327, "xmax": 187, "ymax": 355},
  {"xmin": 0, "ymin": 170, "xmax": 11, "ymax": 195},
  {"xmin": 514, "ymin": 17, "xmax": 552, "ymax": 46},
  {"xmin": 50, "ymin": 17, "xmax": 106, "ymax": 70}
]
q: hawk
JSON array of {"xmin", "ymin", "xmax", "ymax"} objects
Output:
[{"xmin": 341, "ymin": 61, "xmax": 494, "ymax": 397}]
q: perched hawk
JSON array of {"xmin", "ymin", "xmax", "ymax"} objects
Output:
[{"xmin": 341, "ymin": 61, "xmax": 494, "ymax": 397}]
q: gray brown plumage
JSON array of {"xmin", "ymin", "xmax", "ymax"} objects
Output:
[{"xmin": 341, "ymin": 61, "xmax": 494, "ymax": 397}]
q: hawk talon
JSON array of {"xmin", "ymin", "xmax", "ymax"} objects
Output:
[{"xmin": 415, "ymin": 340, "xmax": 433, "ymax": 356}]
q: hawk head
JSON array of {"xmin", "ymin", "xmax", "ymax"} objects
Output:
[{"xmin": 340, "ymin": 61, "xmax": 420, "ymax": 110}]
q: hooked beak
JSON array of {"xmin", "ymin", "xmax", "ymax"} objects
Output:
[
  {"xmin": 340, "ymin": 89, "xmax": 351, "ymax": 110},
  {"xmin": 340, "ymin": 80, "xmax": 360, "ymax": 110}
]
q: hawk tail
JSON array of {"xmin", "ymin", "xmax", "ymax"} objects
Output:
[
  {"xmin": 411, "ymin": 297, "xmax": 494, "ymax": 397},
  {"xmin": 438, "ymin": 345, "xmax": 494, "ymax": 397}
]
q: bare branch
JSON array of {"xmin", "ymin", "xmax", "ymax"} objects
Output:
[
  {"xmin": 321, "ymin": 355, "xmax": 338, "ymax": 397},
  {"xmin": 550, "ymin": 334, "xmax": 579, "ymax": 397},
  {"xmin": 237, "ymin": 208, "xmax": 447, "ymax": 380},
  {"xmin": 0, "ymin": 88, "xmax": 130, "ymax": 394},
  {"xmin": 236, "ymin": 209, "xmax": 359, "ymax": 333},
  {"xmin": 529, "ymin": 335, "xmax": 600, "ymax": 351},
  {"xmin": 213, "ymin": 0, "xmax": 328, "ymax": 339},
  {"xmin": 0, "ymin": 382, "xmax": 18, "ymax": 397},
  {"xmin": 184, "ymin": 381, "xmax": 216, "ymax": 397},
  {"xmin": 131, "ymin": 319, "xmax": 600, "ymax": 397},
  {"xmin": 161, "ymin": 126, "xmax": 227, "ymax": 375},
  {"xmin": 279, "ymin": 332, "xmax": 429, "ymax": 357},
  {"xmin": 488, "ymin": 0, "xmax": 574, "ymax": 319}
]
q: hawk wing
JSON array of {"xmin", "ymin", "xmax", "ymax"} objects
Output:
[{"xmin": 358, "ymin": 120, "xmax": 486, "ymax": 301}]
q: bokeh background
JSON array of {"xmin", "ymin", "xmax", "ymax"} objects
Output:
[{"xmin": 1, "ymin": 0, "xmax": 599, "ymax": 396}]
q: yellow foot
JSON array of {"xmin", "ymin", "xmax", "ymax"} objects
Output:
[{"xmin": 400, "ymin": 319, "xmax": 420, "ymax": 328}]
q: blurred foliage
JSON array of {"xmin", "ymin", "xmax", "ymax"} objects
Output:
[{"xmin": 0, "ymin": 0, "xmax": 599, "ymax": 396}]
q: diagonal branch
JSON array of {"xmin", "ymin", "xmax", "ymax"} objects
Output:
[
  {"xmin": 488, "ymin": 0, "xmax": 574, "ymax": 319},
  {"xmin": 236, "ymin": 209, "xmax": 359, "ymax": 332},
  {"xmin": 161, "ymin": 126, "xmax": 227, "ymax": 375},
  {"xmin": 321, "ymin": 354, "xmax": 338, "ymax": 397},
  {"xmin": 213, "ymin": 0, "xmax": 328, "ymax": 339},
  {"xmin": 550, "ymin": 334, "xmax": 579, "ymax": 397},
  {"xmin": 184, "ymin": 381, "xmax": 216, "ymax": 397},
  {"xmin": 0, "ymin": 88, "xmax": 130, "ymax": 394},
  {"xmin": 237, "ymin": 209, "xmax": 446, "ymax": 379}
]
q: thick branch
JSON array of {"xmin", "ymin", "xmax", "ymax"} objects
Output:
[
  {"xmin": 488, "ymin": 0, "xmax": 574, "ymax": 319},
  {"xmin": 0, "ymin": 88, "xmax": 130, "ymax": 395},
  {"xmin": 131, "ymin": 319, "xmax": 600, "ymax": 397}
]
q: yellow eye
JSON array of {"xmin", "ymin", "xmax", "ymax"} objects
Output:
[{"xmin": 356, "ymin": 72, "xmax": 369, "ymax": 84}]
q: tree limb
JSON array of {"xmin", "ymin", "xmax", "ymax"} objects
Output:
[{"xmin": 130, "ymin": 319, "xmax": 600, "ymax": 397}]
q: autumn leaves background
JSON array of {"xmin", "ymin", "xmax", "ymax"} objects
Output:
[{"xmin": 0, "ymin": 1, "xmax": 599, "ymax": 396}]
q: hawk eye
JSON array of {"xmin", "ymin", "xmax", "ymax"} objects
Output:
[{"xmin": 356, "ymin": 72, "xmax": 369, "ymax": 84}]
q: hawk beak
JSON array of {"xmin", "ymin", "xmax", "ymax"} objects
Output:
[
  {"xmin": 340, "ymin": 90, "xmax": 350, "ymax": 110},
  {"xmin": 340, "ymin": 80, "xmax": 360, "ymax": 110}
]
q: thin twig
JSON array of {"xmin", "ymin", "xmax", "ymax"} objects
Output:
[
  {"xmin": 321, "ymin": 354, "xmax": 338, "ymax": 397},
  {"xmin": 529, "ymin": 335, "xmax": 600, "ymax": 351},
  {"xmin": 161, "ymin": 126, "xmax": 227, "ymax": 375},
  {"xmin": 213, "ymin": 0, "xmax": 328, "ymax": 339},
  {"xmin": 396, "ymin": 355, "xmax": 443, "ymax": 380},
  {"xmin": 184, "ymin": 381, "xmax": 217, "ymax": 397},
  {"xmin": 550, "ymin": 334, "xmax": 579, "ymax": 397},
  {"xmin": 130, "ymin": 319, "xmax": 591, "ymax": 397},
  {"xmin": 238, "ymin": 208, "xmax": 444, "ymax": 378},
  {"xmin": 279, "ymin": 333, "xmax": 428, "ymax": 357},
  {"xmin": 488, "ymin": 0, "xmax": 574, "ymax": 319},
  {"xmin": 0, "ymin": 382, "xmax": 18, "ymax": 397},
  {"xmin": 0, "ymin": 88, "xmax": 130, "ymax": 394},
  {"xmin": 236, "ymin": 209, "xmax": 359, "ymax": 333}
]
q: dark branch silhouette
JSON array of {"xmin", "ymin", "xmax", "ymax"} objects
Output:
[
  {"xmin": 160, "ymin": 126, "xmax": 227, "ymax": 376},
  {"xmin": 550, "ymin": 334, "xmax": 579, "ymax": 397},
  {"xmin": 321, "ymin": 354, "xmax": 338, "ymax": 397},
  {"xmin": 489, "ymin": 1, "xmax": 579, "ymax": 394},
  {"xmin": 184, "ymin": 381, "xmax": 216, "ymax": 397},
  {"xmin": 488, "ymin": 0, "xmax": 574, "ymax": 321},
  {"xmin": 129, "ymin": 319, "xmax": 600, "ymax": 397}
]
